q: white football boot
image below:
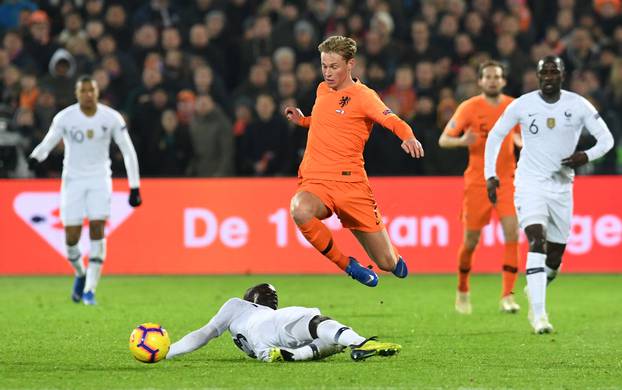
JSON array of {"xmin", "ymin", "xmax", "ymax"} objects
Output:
[
  {"xmin": 455, "ymin": 291, "xmax": 472, "ymax": 314},
  {"xmin": 499, "ymin": 294, "xmax": 520, "ymax": 313}
]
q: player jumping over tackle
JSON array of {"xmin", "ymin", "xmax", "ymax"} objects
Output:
[
  {"xmin": 284, "ymin": 36, "xmax": 424, "ymax": 287},
  {"xmin": 166, "ymin": 283, "xmax": 401, "ymax": 362}
]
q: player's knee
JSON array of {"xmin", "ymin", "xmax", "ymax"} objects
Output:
[
  {"xmin": 464, "ymin": 237, "xmax": 479, "ymax": 251},
  {"xmin": 309, "ymin": 315, "xmax": 332, "ymax": 339},
  {"xmin": 290, "ymin": 201, "xmax": 314, "ymax": 225},
  {"xmin": 545, "ymin": 255, "xmax": 562, "ymax": 270},
  {"xmin": 65, "ymin": 233, "xmax": 80, "ymax": 246},
  {"xmin": 528, "ymin": 236, "xmax": 546, "ymax": 253}
]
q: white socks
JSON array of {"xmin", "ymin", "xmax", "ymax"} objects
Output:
[
  {"xmin": 316, "ymin": 320, "xmax": 365, "ymax": 347},
  {"xmin": 288, "ymin": 338, "xmax": 345, "ymax": 361},
  {"xmin": 66, "ymin": 244, "xmax": 85, "ymax": 276},
  {"xmin": 84, "ymin": 239, "xmax": 106, "ymax": 293},
  {"xmin": 526, "ymin": 252, "xmax": 547, "ymax": 320}
]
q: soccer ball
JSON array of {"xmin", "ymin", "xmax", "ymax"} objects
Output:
[{"xmin": 129, "ymin": 322, "xmax": 171, "ymax": 363}]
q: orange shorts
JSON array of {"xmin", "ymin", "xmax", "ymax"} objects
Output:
[
  {"xmin": 297, "ymin": 179, "xmax": 385, "ymax": 232},
  {"xmin": 462, "ymin": 183, "xmax": 516, "ymax": 230}
]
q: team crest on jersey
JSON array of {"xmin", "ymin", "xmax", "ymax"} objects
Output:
[
  {"xmin": 339, "ymin": 96, "xmax": 351, "ymax": 107},
  {"xmin": 546, "ymin": 118, "xmax": 555, "ymax": 129},
  {"xmin": 86, "ymin": 129, "xmax": 94, "ymax": 139},
  {"xmin": 101, "ymin": 125, "xmax": 108, "ymax": 133}
]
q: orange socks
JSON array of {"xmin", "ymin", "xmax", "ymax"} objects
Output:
[
  {"xmin": 298, "ymin": 218, "xmax": 349, "ymax": 270},
  {"xmin": 502, "ymin": 242, "xmax": 519, "ymax": 297},
  {"xmin": 457, "ymin": 244, "xmax": 474, "ymax": 292}
]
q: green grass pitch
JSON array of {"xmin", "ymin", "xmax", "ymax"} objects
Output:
[{"xmin": 1, "ymin": 274, "xmax": 621, "ymax": 389}]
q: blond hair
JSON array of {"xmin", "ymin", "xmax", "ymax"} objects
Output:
[{"xmin": 317, "ymin": 36, "xmax": 357, "ymax": 62}]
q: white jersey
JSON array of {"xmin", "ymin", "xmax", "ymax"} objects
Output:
[
  {"xmin": 30, "ymin": 103, "xmax": 140, "ymax": 188},
  {"xmin": 167, "ymin": 298, "xmax": 320, "ymax": 361},
  {"xmin": 484, "ymin": 90, "xmax": 613, "ymax": 190}
]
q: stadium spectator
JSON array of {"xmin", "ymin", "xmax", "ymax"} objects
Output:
[
  {"xmin": 188, "ymin": 93, "xmax": 234, "ymax": 177},
  {"xmin": 243, "ymin": 93, "xmax": 289, "ymax": 176},
  {"xmin": 144, "ymin": 108, "xmax": 193, "ymax": 176},
  {"xmin": 0, "ymin": 0, "xmax": 619, "ymax": 178}
]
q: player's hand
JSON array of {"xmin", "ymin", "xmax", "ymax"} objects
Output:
[
  {"xmin": 561, "ymin": 152, "xmax": 588, "ymax": 169},
  {"xmin": 460, "ymin": 130, "xmax": 476, "ymax": 146},
  {"xmin": 284, "ymin": 106, "xmax": 304, "ymax": 125},
  {"xmin": 401, "ymin": 136, "xmax": 424, "ymax": 158},
  {"xmin": 486, "ymin": 177, "xmax": 500, "ymax": 204},
  {"xmin": 129, "ymin": 188, "xmax": 142, "ymax": 207}
]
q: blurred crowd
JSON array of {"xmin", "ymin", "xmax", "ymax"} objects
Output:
[{"xmin": 0, "ymin": 0, "xmax": 620, "ymax": 178}]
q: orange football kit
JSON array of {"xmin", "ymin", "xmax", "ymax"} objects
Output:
[
  {"xmin": 444, "ymin": 94, "xmax": 519, "ymax": 296},
  {"xmin": 296, "ymin": 80, "xmax": 414, "ymax": 270}
]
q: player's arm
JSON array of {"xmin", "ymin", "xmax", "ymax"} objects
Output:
[
  {"xmin": 284, "ymin": 106, "xmax": 311, "ymax": 127},
  {"xmin": 28, "ymin": 116, "xmax": 63, "ymax": 165},
  {"xmin": 484, "ymin": 101, "xmax": 519, "ymax": 203},
  {"xmin": 111, "ymin": 113, "xmax": 141, "ymax": 207},
  {"xmin": 166, "ymin": 298, "xmax": 239, "ymax": 359},
  {"xmin": 438, "ymin": 104, "xmax": 475, "ymax": 148},
  {"xmin": 561, "ymin": 98, "xmax": 614, "ymax": 168},
  {"xmin": 364, "ymin": 91, "xmax": 424, "ymax": 158}
]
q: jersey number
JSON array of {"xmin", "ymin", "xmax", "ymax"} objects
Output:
[
  {"xmin": 232, "ymin": 334, "xmax": 256, "ymax": 358},
  {"xmin": 529, "ymin": 119, "xmax": 539, "ymax": 134},
  {"xmin": 69, "ymin": 129, "xmax": 85, "ymax": 143}
]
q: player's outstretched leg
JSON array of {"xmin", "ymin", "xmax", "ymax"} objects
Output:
[
  {"xmin": 350, "ymin": 337, "xmax": 402, "ymax": 361},
  {"xmin": 345, "ymin": 257, "xmax": 378, "ymax": 287},
  {"xmin": 392, "ymin": 256, "xmax": 408, "ymax": 278},
  {"xmin": 267, "ymin": 339, "xmax": 345, "ymax": 362}
]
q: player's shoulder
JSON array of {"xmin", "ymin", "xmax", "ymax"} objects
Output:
[
  {"xmin": 317, "ymin": 81, "xmax": 330, "ymax": 95},
  {"xmin": 560, "ymin": 90, "xmax": 590, "ymax": 105},
  {"xmin": 500, "ymin": 94, "xmax": 515, "ymax": 103},
  {"xmin": 458, "ymin": 94, "xmax": 484, "ymax": 109},
  {"xmin": 97, "ymin": 103, "xmax": 126, "ymax": 123},
  {"xmin": 54, "ymin": 103, "xmax": 80, "ymax": 120},
  {"xmin": 97, "ymin": 103, "xmax": 122, "ymax": 116},
  {"xmin": 221, "ymin": 297, "xmax": 250, "ymax": 311},
  {"xmin": 352, "ymin": 80, "xmax": 378, "ymax": 97},
  {"xmin": 515, "ymin": 90, "xmax": 540, "ymax": 103}
]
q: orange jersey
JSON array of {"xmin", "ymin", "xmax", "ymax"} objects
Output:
[
  {"xmin": 299, "ymin": 80, "xmax": 409, "ymax": 182},
  {"xmin": 445, "ymin": 94, "xmax": 518, "ymax": 186}
]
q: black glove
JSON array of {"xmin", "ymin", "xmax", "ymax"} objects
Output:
[
  {"xmin": 27, "ymin": 157, "xmax": 38, "ymax": 171},
  {"xmin": 129, "ymin": 188, "xmax": 142, "ymax": 207},
  {"xmin": 486, "ymin": 176, "xmax": 500, "ymax": 205}
]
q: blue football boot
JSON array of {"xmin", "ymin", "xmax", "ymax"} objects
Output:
[
  {"xmin": 82, "ymin": 290, "xmax": 96, "ymax": 305},
  {"xmin": 392, "ymin": 256, "xmax": 408, "ymax": 278},
  {"xmin": 345, "ymin": 257, "xmax": 378, "ymax": 287},
  {"xmin": 71, "ymin": 275, "xmax": 86, "ymax": 303}
]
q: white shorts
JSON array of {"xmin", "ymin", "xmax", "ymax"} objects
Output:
[
  {"xmin": 514, "ymin": 186, "xmax": 573, "ymax": 244},
  {"xmin": 253, "ymin": 306, "xmax": 321, "ymax": 360},
  {"xmin": 60, "ymin": 176, "xmax": 112, "ymax": 226}
]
